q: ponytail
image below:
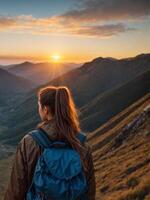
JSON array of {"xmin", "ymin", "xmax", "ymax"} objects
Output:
[{"xmin": 38, "ymin": 86, "xmax": 88, "ymax": 173}]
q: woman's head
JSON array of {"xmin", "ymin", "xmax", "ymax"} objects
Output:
[
  {"xmin": 38, "ymin": 86, "xmax": 56, "ymax": 121},
  {"xmin": 38, "ymin": 86, "xmax": 80, "ymax": 133},
  {"xmin": 37, "ymin": 85, "xmax": 88, "ymax": 172}
]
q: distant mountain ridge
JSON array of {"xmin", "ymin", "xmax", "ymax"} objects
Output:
[
  {"xmin": 6, "ymin": 62, "xmax": 81, "ymax": 85},
  {"xmin": 0, "ymin": 68, "xmax": 34, "ymax": 93}
]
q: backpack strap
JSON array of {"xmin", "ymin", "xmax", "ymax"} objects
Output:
[
  {"xmin": 29, "ymin": 129, "xmax": 53, "ymax": 148},
  {"xmin": 29, "ymin": 128, "xmax": 87, "ymax": 149}
]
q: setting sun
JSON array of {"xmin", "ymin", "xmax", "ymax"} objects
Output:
[{"xmin": 51, "ymin": 54, "xmax": 61, "ymax": 62}]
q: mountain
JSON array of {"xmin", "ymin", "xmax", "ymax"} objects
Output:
[
  {"xmin": 0, "ymin": 53, "xmax": 149, "ymax": 145},
  {"xmin": 40, "ymin": 53, "xmax": 149, "ymax": 108},
  {"xmin": 80, "ymin": 69, "xmax": 150, "ymax": 132},
  {"xmin": 0, "ymin": 67, "xmax": 36, "ymax": 124},
  {"xmin": 87, "ymin": 93, "xmax": 150, "ymax": 200},
  {"xmin": 0, "ymin": 68, "xmax": 34, "ymax": 94},
  {"xmin": 0, "ymin": 64, "xmax": 15, "ymax": 70},
  {"xmin": 7, "ymin": 61, "xmax": 81, "ymax": 85}
]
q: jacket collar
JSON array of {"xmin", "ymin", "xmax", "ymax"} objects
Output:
[
  {"xmin": 37, "ymin": 118, "xmax": 86, "ymax": 143},
  {"xmin": 37, "ymin": 118, "xmax": 58, "ymax": 141}
]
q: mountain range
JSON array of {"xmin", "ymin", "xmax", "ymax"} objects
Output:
[
  {"xmin": 6, "ymin": 61, "xmax": 81, "ymax": 85},
  {"xmin": 0, "ymin": 53, "xmax": 149, "ymax": 145}
]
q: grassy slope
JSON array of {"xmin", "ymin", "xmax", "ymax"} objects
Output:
[{"xmin": 87, "ymin": 94, "xmax": 150, "ymax": 200}]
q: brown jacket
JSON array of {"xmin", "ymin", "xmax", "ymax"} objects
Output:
[{"xmin": 4, "ymin": 119, "xmax": 96, "ymax": 200}]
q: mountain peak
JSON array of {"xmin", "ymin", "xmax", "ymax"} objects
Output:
[
  {"xmin": 91, "ymin": 53, "xmax": 150, "ymax": 63},
  {"xmin": 135, "ymin": 53, "xmax": 150, "ymax": 59},
  {"xmin": 91, "ymin": 56, "xmax": 118, "ymax": 64},
  {"xmin": 21, "ymin": 61, "xmax": 33, "ymax": 65},
  {"xmin": 92, "ymin": 56, "xmax": 105, "ymax": 62}
]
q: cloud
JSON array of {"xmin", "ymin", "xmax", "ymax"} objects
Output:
[
  {"xmin": 67, "ymin": 23, "xmax": 135, "ymax": 38},
  {"xmin": 0, "ymin": 15, "xmax": 134, "ymax": 38},
  {"xmin": 65, "ymin": 0, "xmax": 150, "ymax": 22},
  {"xmin": 1, "ymin": 0, "xmax": 149, "ymax": 38},
  {"xmin": 0, "ymin": 16, "xmax": 16, "ymax": 28},
  {"xmin": 0, "ymin": 15, "xmax": 56, "ymax": 32}
]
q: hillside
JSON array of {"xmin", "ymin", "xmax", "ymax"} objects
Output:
[
  {"xmin": 0, "ymin": 68, "xmax": 34, "ymax": 93},
  {"xmin": 7, "ymin": 61, "xmax": 81, "ymax": 85},
  {"xmin": 80, "ymin": 69, "xmax": 150, "ymax": 132},
  {"xmin": 0, "ymin": 68, "xmax": 36, "ymax": 132},
  {"xmin": 87, "ymin": 93, "xmax": 150, "ymax": 200}
]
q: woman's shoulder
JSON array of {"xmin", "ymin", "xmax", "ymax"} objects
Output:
[
  {"xmin": 17, "ymin": 130, "xmax": 42, "ymax": 164},
  {"xmin": 19, "ymin": 131, "xmax": 35, "ymax": 144},
  {"xmin": 18, "ymin": 130, "xmax": 93, "ymax": 155},
  {"xmin": 18, "ymin": 130, "xmax": 40, "ymax": 153}
]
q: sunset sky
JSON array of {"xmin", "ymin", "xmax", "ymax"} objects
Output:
[{"xmin": 0, "ymin": 0, "xmax": 150, "ymax": 64}]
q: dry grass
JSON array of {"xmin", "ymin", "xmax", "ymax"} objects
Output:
[{"xmin": 88, "ymin": 96, "xmax": 150, "ymax": 200}]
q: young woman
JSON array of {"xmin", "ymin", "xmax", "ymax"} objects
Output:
[{"xmin": 4, "ymin": 86, "xmax": 96, "ymax": 200}]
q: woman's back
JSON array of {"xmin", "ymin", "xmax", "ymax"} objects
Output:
[
  {"xmin": 4, "ymin": 86, "xmax": 96, "ymax": 200},
  {"xmin": 4, "ymin": 119, "xmax": 96, "ymax": 200}
]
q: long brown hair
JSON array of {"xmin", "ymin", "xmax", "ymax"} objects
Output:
[{"xmin": 37, "ymin": 85, "xmax": 88, "ymax": 173}]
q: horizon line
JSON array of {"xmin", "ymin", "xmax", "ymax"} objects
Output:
[{"xmin": 0, "ymin": 52, "xmax": 150, "ymax": 66}]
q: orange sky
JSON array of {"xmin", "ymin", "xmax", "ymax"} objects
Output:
[{"xmin": 0, "ymin": 0, "xmax": 150, "ymax": 64}]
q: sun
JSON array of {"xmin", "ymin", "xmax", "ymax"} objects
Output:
[{"xmin": 51, "ymin": 54, "xmax": 61, "ymax": 62}]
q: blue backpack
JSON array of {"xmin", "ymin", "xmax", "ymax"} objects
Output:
[{"xmin": 26, "ymin": 129, "xmax": 88, "ymax": 200}]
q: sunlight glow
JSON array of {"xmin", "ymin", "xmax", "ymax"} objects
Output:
[{"xmin": 51, "ymin": 54, "xmax": 61, "ymax": 62}]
